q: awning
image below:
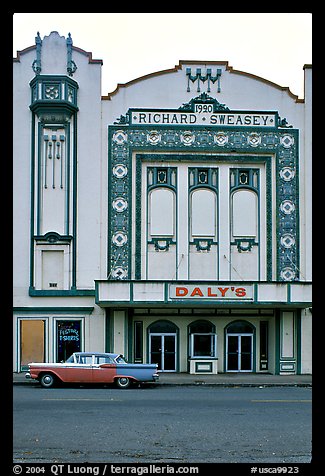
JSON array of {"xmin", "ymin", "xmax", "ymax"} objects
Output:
[{"xmin": 95, "ymin": 280, "xmax": 312, "ymax": 308}]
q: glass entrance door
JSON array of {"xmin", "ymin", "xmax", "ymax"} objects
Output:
[
  {"xmin": 150, "ymin": 333, "xmax": 176, "ymax": 372},
  {"xmin": 226, "ymin": 334, "xmax": 253, "ymax": 372}
]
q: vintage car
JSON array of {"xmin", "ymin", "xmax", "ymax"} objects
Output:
[{"xmin": 25, "ymin": 352, "xmax": 159, "ymax": 389}]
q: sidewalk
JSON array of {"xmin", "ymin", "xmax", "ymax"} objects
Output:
[
  {"xmin": 13, "ymin": 372, "xmax": 312, "ymax": 387},
  {"xmin": 157, "ymin": 372, "xmax": 312, "ymax": 386}
]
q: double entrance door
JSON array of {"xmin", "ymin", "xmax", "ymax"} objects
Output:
[
  {"xmin": 226, "ymin": 333, "xmax": 253, "ymax": 372},
  {"xmin": 149, "ymin": 333, "xmax": 177, "ymax": 372}
]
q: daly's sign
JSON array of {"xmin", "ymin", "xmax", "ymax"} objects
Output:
[{"xmin": 169, "ymin": 284, "xmax": 254, "ymax": 300}]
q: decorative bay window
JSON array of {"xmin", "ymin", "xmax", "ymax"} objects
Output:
[{"xmin": 29, "ymin": 75, "xmax": 78, "ymax": 292}]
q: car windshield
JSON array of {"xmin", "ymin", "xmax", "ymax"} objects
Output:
[{"xmin": 65, "ymin": 355, "xmax": 75, "ymax": 363}]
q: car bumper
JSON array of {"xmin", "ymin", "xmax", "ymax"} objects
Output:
[{"xmin": 153, "ymin": 373, "xmax": 159, "ymax": 381}]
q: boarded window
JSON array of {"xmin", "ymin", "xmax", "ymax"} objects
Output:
[
  {"xmin": 191, "ymin": 189, "xmax": 216, "ymax": 237},
  {"xmin": 41, "ymin": 250, "xmax": 64, "ymax": 289},
  {"xmin": 20, "ymin": 320, "xmax": 45, "ymax": 370},
  {"xmin": 149, "ymin": 188, "xmax": 175, "ymax": 237},
  {"xmin": 232, "ymin": 190, "xmax": 257, "ymax": 237}
]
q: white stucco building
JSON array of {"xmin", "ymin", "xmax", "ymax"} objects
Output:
[{"xmin": 13, "ymin": 31, "xmax": 312, "ymax": 375}]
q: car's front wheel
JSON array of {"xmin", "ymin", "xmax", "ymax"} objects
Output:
[
  {"xmin": 40, "ymin": 373, "xmax": 56, "ymax": 388},
  {"xmin": 115, "ymin": 377, "xmax": 132, "ymax": 389}
]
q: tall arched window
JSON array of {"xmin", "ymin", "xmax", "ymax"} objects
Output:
[
  {"xmin": 191, "ymin": 188, "xmax": 216, "ymax": 238},
  {"xmin": 232, "ymin": 189, "xmax": 257, "ymax": 238},
  {"xmin": 226, "ymin": 320, "xmax": 255, "ymax": 334},
  {"xmin": 149, "ymin": 188, "xmax": 175, "ymax": 237}
]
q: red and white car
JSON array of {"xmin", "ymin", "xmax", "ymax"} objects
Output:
[{"xmin": 26, "ymin": 352, "xmax": 159, "ymax": 389}]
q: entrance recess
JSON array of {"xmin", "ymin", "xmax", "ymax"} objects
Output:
[
  {"xmin": 226, "ymin": 321, "xmax": 255, "ymax": 372},
  {"xmin": 150, "ymin": 333, "xmax": 177, "ymax": 372},
  {"xmin": 226, "ymin": 334, "xmax": 253, "ymax": 372},
  {"xmin": 148, "ymin": 320, "xmax": 178, "ymax": 372}
]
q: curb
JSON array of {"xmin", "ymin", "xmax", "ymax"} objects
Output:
[{"xmin": 13, "ymin": 380, "xmax": 312, "ymax": 388}]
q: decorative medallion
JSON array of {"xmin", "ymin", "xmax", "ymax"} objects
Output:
[
  {"xmin": 112, "ymin": 164, "xmax": 128, "ymax": 178},
  {"xmin": 147, "ymin": 131, "xmax": 161, "ymax": 145},
  {"xmin": 180, "ymin": 131, "xmax": 195, "ymax": 146},
  {"xmin": 112, "ymin": 198, "xmax": 128, "ymax": 213},
  {"xmin": 111, "ymin": 267, "xmax": 127, "ymax": 279},
  {"xmin": 112, "ymin": 232, "xmax": 127, "ymax": 247},
  {"xmin": 280, "ymin": 200, "xmax": 295, "ymax": 215},
  {"xmin": 280, "ymin": 134, "xmax": 294, "ymax": 148},
  {"xmin": 279, "ymin": 166, "xmax": 295, "ymax": 181},
  {"xmin": 280, "ymin": 234, "xmax": 295, "ymax": 249},
  {"xmin": 214, "ymin": 132, "xmax": 228, "ymax": 146},
  {"xmin": 247, "ymin": 132, "xmax": 261, "ymax": 147},
  {"xmin": 113, "ymin": 130, "xmax": 128, "ymax": 144},
  {"xmin": 44, "ymin": 85, "xmax": 60, "ymax": 100},
  {"xmin": 280, "ymin": 267, "xmax": 296, "ymax": 281}
]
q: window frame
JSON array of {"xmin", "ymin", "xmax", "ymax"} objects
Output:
[{"xmin": 189, "ymin": 332, "xmax": 217, "ymax": 359}]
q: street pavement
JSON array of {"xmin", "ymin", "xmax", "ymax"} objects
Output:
[
  {"xmin": 13, "ymin": 371, "xmax": 312, "ymax": 386},
  {"xmin": 13, "ymin": 385, "xmax": 312, "ymax": 463}
]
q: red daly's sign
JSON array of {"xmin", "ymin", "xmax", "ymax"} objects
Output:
[{"xmin": 169, "ymin": 284, "xmax": 253, "ymax": 300}]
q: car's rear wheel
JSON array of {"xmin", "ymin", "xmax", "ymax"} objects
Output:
[
  {"xmin": 40, "ymin": 373, "xmax": 56, "ymax": 388},
  {"xmin": 115, "ymin": 377, "xmax": 132, "ymax": 389}
]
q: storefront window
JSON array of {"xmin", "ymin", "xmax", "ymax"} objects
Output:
[
  {"xmin": 189, "ymin": 320, "xmax": 217, "ymax": 358},
  {"xmin": 56, "ymin": 320, "xmax": 81, "ymax": 362}
]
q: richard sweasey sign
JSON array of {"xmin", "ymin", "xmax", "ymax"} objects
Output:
[
  {"xmin": 129, "ymin": 110, "xmax": 276, "ymax": 127},
  {"xmin": 115, "ymin": 93, "xmax": 281, "ymax": 128}
]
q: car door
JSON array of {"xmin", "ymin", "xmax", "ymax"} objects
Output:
[
  {"xmin": 60, "ymin": 354, "xmax": 94, "ymax": 382},
  {"xmin": 91, "ymin": 355, "xmax": 117, "ymax": 383}
]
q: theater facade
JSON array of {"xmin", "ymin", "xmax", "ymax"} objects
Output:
[{"xmin": 13, "ymin": 32, "xmax": 312, "ymax": 375}]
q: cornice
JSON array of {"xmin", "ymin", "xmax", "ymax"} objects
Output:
[
  {"xmin": 13, "ymin": 42, "xmax": 103, "ymax": 65},
  {"xmin": 102, "ymin": 60, "xmax": 305, "ymax": 103}
]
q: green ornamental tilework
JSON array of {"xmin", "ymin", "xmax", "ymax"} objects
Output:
[{"xmin": 108, "ymin": 125, "xmax": 299, "ymax": 282}]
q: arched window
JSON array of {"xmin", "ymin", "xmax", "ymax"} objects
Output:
[
  {"xmin": 188, "ymin": 320, "xmax": 217, "ymax": 358},
  {"xmin": 232, "ymin": 189, "xmax": 257, "ymax": 237},
  {"xmin": 226, "ymin": 320, "xmax": 254, "ymax": 334},
  {"xmin": 149, "ymin": 188, "xmax": 175, "ymax": 237},
  {"xmin": 191, "ymin": 188, "xmax": 216, "ymax": 238},
  {"xmin": 148, "ymin": 320, "xmax": 178, "ymax": 334}
]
